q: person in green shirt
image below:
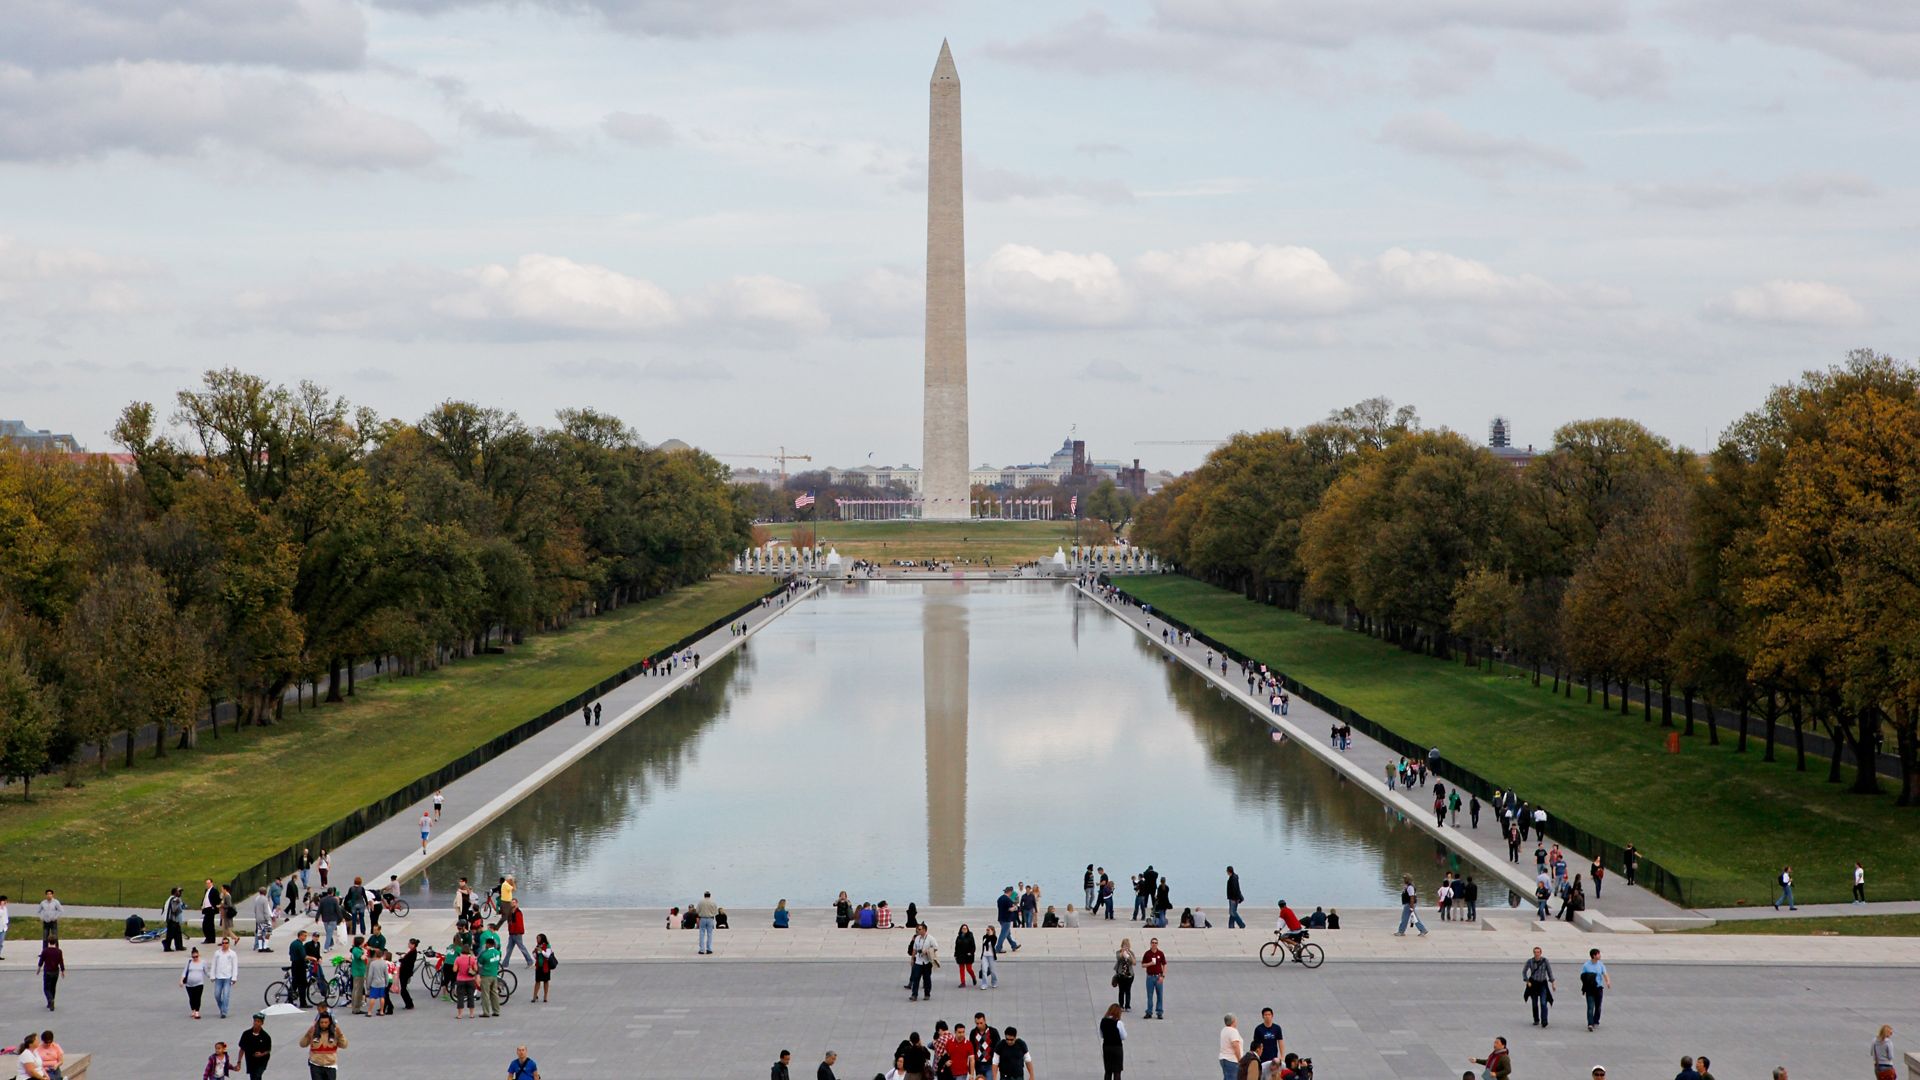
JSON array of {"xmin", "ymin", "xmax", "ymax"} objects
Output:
[
  {"xmin": 367, "ymin": 930, "xmax": 387, "ymax": 953},
  {"xmin": 479, "ymin": 941, "xmax": 503, "ymax": 1017},
  {"xmin": 349, "ymin": 937, "xmax": 369, "ymax": 1014}
]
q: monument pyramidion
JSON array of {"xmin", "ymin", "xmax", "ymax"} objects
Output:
[{"xmin": 921, "ymin": 39, "xmax": 970, "ymax": 520}]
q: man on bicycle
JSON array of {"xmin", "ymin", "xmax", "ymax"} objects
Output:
[{"xmin": 1275, "ymin": 901, "xmax": 1306, "ymax": 946}]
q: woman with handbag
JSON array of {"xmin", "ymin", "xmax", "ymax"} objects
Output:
[
  {"xmin": 1113, "ymin": 939, "xmax": 1136, "ymax": 1012},
  {"xmin": 181, "ymin": 947, "xmax": 209, "ymax": 1019}
]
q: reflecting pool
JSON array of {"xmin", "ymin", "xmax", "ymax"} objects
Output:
[{"xmin": 418, "ymin": 581, "xmax": 1491, "ymax": 908}]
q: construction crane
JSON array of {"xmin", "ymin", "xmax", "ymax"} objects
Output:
[
  {"xmin": 1134, "ymin": 439, "xmax": 1226, "ymax": 447},
  {"xmin": 716, "ymin": 446, "xmax": 814, "ymax": 481}
]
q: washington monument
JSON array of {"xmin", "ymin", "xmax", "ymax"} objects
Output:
[{"xmin": 922, "ymin": 40, "xmax": 970, "ymax": 520}]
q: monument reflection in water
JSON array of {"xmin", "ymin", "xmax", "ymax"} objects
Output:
[{"xmin": 417, "ymin": 582, "xmax": 1489, "ymax": 908}]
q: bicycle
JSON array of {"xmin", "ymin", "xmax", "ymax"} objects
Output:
[
  {"xmin": 422, "ymin": 947, "xmax": 516, "ymax": 1003},
  {"xmin": 378, "ymin": 892, "xmax": 411, "ymax": 918},
  {"xmin": 1258, "ymin": 930, "xmax": 1324, "ymax": 969}
]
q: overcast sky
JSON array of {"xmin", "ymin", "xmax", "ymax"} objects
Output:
[{"xmin": 3, "ymin": 0, "xmax": 1913, "ymax": 472}]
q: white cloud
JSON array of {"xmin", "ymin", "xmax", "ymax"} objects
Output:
[
  {"xmin": 1557, "ymin": 38, "xmax": 1667, "ymax": 100},
  {"xmin": 1675, "ymin": 0, "xmax": 1920, "ymax": 80},
  {"xmin": 1378, "ymin": 110, "xmax": 1581, "ymax": 173},
  {"xmin": 430, "ymin": 76, "xmax": 562, "ymax": 146},
  {"xmin": 970, "ymin": 164, "xmax": 1134, "ymax": 205},
  {"xmin": 1153, "ymin": 0, "xmax": 1627, "ymax": 47},
  {"xmin": 371, "ymin": 0, "xmax": 905, "ymax": 38},
  {"xmin": 7, "ymin": 0, "xmax": 366, "ymax": 71},
  {"xmin": 1706, "ymin": 280, "xmax": 1867, "ymax": 326},
  {"xmin": 1134, "ymin": 241, "xmax": 1353, "ymax": 318},
  {"xmin": 0, "ymin": 234, "xmax": 157, "ymax": 324},
  {"xmin": 0, "ymin": 61, "xmax": 440, "ymax": 169},
  {"xmin": 1364, "ymin": 248, "xmax": 1569, "ymax": 305},
  {"xmin": 1624, "ymin": 172, "xmax": 1881, "ymax": 209},
  {"xmin": 602, "ymin": 111, "xmax": 676, "ymax": 146},
  {"xmin": 826, "ymin": 266, "xmax": 919, "ymax": 338},
  {"xmin": 974, "ymin": 244, "xmax": 1135, "ymax": 328},
  {"xmin": 454, "ymin": 254, "xmax": 680, "ymax": 334},
  {"xmin": 223, "ymin": 256, "xmax": 834, "ymax": 342},
  {"xmin": 698, "ymin": 274, "xmax": 830, "ymax": 337},
  {"xmin": 1081, "ymin": 357, "xmax": 1140, "ymax": 383}
]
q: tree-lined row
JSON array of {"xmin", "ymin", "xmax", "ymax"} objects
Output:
[
  {"xmin": 0, "ymin": 369, "xmax": 751, "ymax": 793},
  {"xmin": 1130, "ymin": 350, "xmax": 1920, "ymax": 803}
]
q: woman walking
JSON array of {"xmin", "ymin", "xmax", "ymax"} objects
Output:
[
  {"xmin": 181, "ymin": 947, "xmax": 209, "ymax": 1019},
  {"xmin": 531, "ymin": 934, "xmax": 556, "ymax": 1002},
  {"xmin": 1873, "ymin": 1024, "xmax": 1897, "ymax": 1080},
  {"xmin": 977, "ymin": 927, "xmax": 999, "ymax": 989},
  {"xmin": 1113, "ymin": 938, "xmax": 1137, "ymax": 1012},
  {"xmin": 316, "ymin": 850, "xmax": 331, "ymax": 890},
  {"xmin": 953, "ymin": 924, "xmax": 977, "ymax": 988},
  {"xmin": 1099, "ymin": 1003, "xmax": 1127, "ymax": 1080}
]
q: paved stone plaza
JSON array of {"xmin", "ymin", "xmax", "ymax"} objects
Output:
[{"xmin": 5, "ymin": 953, "xmax": 1914, "ymax": 1079}]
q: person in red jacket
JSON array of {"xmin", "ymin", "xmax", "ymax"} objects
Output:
[{"xmin": 505, "ymin": 904, "xmax": 533, "ymax": 966}]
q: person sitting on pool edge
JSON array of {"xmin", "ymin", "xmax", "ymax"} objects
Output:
[{"xmin": 773, "ymin": 901, "xmax": 790, "ymax": 929}]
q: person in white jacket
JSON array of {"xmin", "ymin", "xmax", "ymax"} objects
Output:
[{"xmin": 210, "ymin": 937, "xmax": 241, "ymax": 1019}]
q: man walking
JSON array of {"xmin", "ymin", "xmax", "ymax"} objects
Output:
[
  {"xmin": 1141, "ymin": 938, "xmax": 1167, "ymax": 1020},
  {"xmin": 908, "ymin": 923, "xmax": 936, "ymax": 1002},
  {"xmin": 238, "ymin": 1012, "xmax": 272, "ymax": 1080},
  {"xmin": 1084, "ymin": 865, "xmax": 1097, "ymax": 910},
  {"xmin": 1225, "ymin": 867, "xmax": 1246, "ymax": 930},
  {"xmin": 1580, "ymin": 947, "xmax": 1611, "ymax": 1030},
  {"xmin": 211, "ymin": 936, "xmax": 240, "ymax": 1019},
  {"xmin": 817, "ymin": 1051, "xmax": 838, "ymax": 1080},
  {"xmin": 695, "ymin": 891, "xmax": 719, "ymax": 955},
  {"xmin": 1462, "ymin": 876, "xmax": 1479, "ymax": 922},
  {"xmin": 507, "ymin": 1045, "xmax": 541, "ymax": 1080},
  {"xmin": 1774, "ymin": 865, "xmax": 1797, "ymax": 910},
  {"xmin": 1854, "ymin": 862, "xmax": 1867, "ymax": 903},
  {"xmin": 1395, "ymin": 875, "xmax": 1428, "ymax": 937},
  {"xmin": 1522, "ymin": 947, "xmax": 1554, "ymax": 1027},
  {"xmin": 419, "ymin": 811, "xmax": 432, "ymax": 854},
  {"xmin": 0, "ymin": 895, "xmax": 9, "ymax": 959},
  {"xmin": 36, "ymin": 890, "xmax": 63, "ymax": 944},
  {"xmin": 995, "ymin": 887, "xmax": 1021, "ymax": 955}
]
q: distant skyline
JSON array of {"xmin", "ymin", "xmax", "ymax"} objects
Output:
[{"xmin": 4, "ymin": 0, "xmax": 1913, "ymax": 474}]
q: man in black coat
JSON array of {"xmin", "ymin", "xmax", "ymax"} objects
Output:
[
  {"xmin": 202, "ymin": 878, "xmax": 222, "ymax": 943},
  {"xmin": 1225, "ymin": 866, "xmax": 1246, "ymax": 928}
]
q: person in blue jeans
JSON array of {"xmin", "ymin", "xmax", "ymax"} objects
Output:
[
  {"xmin": 1224, "ymin": 867, "xmax": 1245, "ymax": 930},
  {"xmin": 1773, "ymin": 866, "xmax": 1797, "ymax": 910},
  {"xmin": 995, "ymin": 887, "xmax": 1021, "ymax": 955},
  {"xmin": 1141, "ymin": 938, "xmax": 1166, "ymax": 1019},
  {"xmin": 1580, "ymin": 947, "xmax": 1611, "ymax": 1030},
  {"xmin": 1395, "ymin": 877, "xmax": 1428, "ymax": 936}
]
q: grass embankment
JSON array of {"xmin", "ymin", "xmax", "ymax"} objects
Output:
[
  {"xmin": 768, "ymin": 520, "xmax": 1080, "ymax": 564},
  {"xmin": 0, "ymin": 576, "xmax": 772, "ymax": 907},
  {"xmin": 1686, "ymin": 914, "xmax": 1920, "ymax": 936},
  {"xmin": 1119, "ymin": 575, "xmax": 1916, "ymax": 908},
  {"xmin": 10, "ymin": 918, "xmax": 139, "ymax": 941}
]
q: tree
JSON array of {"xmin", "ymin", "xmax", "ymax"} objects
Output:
[
  {"xmin": 63, "ymin": 564, "xmax": 205, "ymax": 765},
  {"xmin": 1449, "ymin": 567, "xmax": 1519, "ymax": 670},
  {"xmin": 1083, "ymin": 479, "xmax": 1136, "ymax": 533},
  {"xmin": 0, "ymin": 647, "xmax": 55, "ymax": 800}
]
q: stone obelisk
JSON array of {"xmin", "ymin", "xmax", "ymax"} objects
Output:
[{"xmin": 922, "ymin": 39, "xmax": 970, "ymax": 520}]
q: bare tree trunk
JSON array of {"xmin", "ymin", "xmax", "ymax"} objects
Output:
[
  {"xmin": 1791, "ymin": 698, "xmax": 1806, "ymax": 772},
  {"xmin": 1763, "ymin": 691, "xmax": 1778, "ymax": 763},
  {"xmin": 327, "ymin": 657, "xmax": 345, "ymax": 703}
]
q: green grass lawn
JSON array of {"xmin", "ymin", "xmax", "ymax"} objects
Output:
[
  {"xmin": 1685, "ymin": 914, "xmax": 1920, "ymax": 936},
  {"xmin": 10, "ymin": 917, "xmax": 140, "ymax": 940},
  {"xmin": 0, "ymin": 575, "xmax": 772, "ymax": 907},
  {"xmin": 766, "ymin": 519, "xmax": 1084, "ymax": 564},
  {"xmin": 1119, "ymin": 575, "xmax": 1918, "ymax": 908}
]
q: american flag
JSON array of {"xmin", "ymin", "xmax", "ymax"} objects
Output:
[
  {"xmin": 1069, "ymin": 495, "xmax": 1078, "ymax": 515},
  {"xmin": 794, "ymin": 491, "xmax": 816, "ymax": 510}
]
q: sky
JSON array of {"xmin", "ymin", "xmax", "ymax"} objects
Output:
[{"xmin": 3, "ymin": 0, "xmax": 1915, "ymax": 474}]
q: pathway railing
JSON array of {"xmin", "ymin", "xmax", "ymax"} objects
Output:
[
  {"xmin": 1106, "ymin": 577, "xmax": 1694, "ymax": 908},
  {"xmin": 223, "ymin": 577, "xmax": 797, "ymax": 897}
]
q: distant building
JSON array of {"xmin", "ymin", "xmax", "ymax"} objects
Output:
[
  {"xmin": 1116, "ymin": 458, "xmax": 1147, "ymax": 498},
  {"xmin": 1487, "ymin": 416, "xmax": 1535, "ymax": 468},
  {"xmin": 0, "ymin": 419, "xmax": 82, "ymax": 453}
]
